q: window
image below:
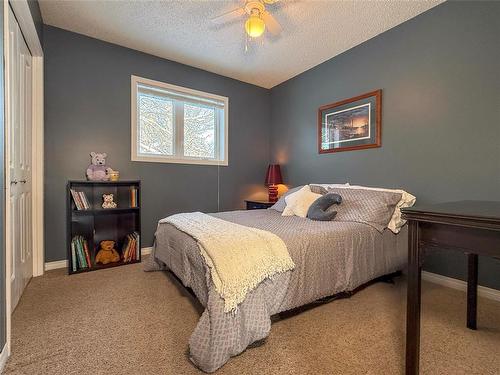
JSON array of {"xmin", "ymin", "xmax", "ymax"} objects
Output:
[{"xmin": 131, "ymin": 75, "xmax": 228, "ymax": 165}]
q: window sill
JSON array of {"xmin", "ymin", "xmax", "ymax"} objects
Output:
[{"xmin": 131, "ymin": 155, "xmax": 228, "ymax": 166}]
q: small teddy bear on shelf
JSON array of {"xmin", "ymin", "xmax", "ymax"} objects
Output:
[
  {"xmin": 102, "ymin": 194, "xmax": 117, "ymax": 209},
  {"xmin": 86, "ymin": 152, "xmax": 113, "ymax": 181},
  {"xmin": 95, "ymin": 240, "xmax": 120, "ymax": 265}
]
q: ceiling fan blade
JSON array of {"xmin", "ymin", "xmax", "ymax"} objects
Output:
[
  {"xmin": 211, "ymin": 7, "xmax": 246, "ymax": 25},
  {"xmin": 261, "ymin": 11, "xmax": 282, "ymax": 36}
]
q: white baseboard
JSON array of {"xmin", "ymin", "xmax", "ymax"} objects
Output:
[
  {"xmin": 44, "ymin": 247, "xmax": 154, "ymax": 272},
  {"xmin": 141, "ymin": 246, "xmax": 153, "ymax": 255},
  {"xmin": 0, "ymin": 343, "xmax": 8, "ymax": 373},
  {"xmin": 44, "ymin": 259, "xmax": 67, "ymax": 271},
  {"xmin": 42, "ymin": 255, "xmax": 500, "ymax": 302},
  {"xmin": 422, "ymin": 271, "xmax": 500, "ymax": 302}
]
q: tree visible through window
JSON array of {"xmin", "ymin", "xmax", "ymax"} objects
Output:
[
  {"xmin": 184, "ymin": 103, "xmax": 215, "ymax": 159},
  {"xmin": 138, "ymin": 94, "xmax": 174, "ymax": 156},
  {"xmin": 132, "ymin": 76, "xmax": 228, "ymax": 165}
]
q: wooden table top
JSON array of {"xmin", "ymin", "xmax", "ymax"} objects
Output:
[{"xmin": 401, "ymin": 200, "xmax": 500, "ymax": 230}]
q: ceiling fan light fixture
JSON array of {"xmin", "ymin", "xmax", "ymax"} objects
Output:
[{"xmin": 245, "ymin": 14, "xmax": 265, "ymax": 38}]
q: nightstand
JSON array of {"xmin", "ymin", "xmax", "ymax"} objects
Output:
[{"xmin": 245, "ymin": 199, "xmax": 275, "ymax": 210}]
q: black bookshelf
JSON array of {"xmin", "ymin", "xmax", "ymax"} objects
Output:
[{"xmin": 67, "ymin": 180, "xmax": 141, "ymax": 275}]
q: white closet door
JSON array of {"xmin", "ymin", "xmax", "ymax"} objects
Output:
[{"xmin": 8, "ymin": 7, "xmax": 33, "ymax": 312}]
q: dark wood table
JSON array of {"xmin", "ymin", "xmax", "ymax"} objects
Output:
[{"xmin": 401, "ymin": 201, "xmax": 500, "ymax": 375}]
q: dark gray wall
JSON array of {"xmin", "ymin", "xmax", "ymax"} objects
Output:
[
  {"xmin": 44, "ymin": 25, "xmax": 271, "ymax": 262},
  {"xmin": 27, "ymin": 0, "xmax": 43, "ymax": 44},
  {"xmin": 270, "ymin": 1, "xmax": 500, "ymax": 289},
  {"xmin": 45, "ymin": 2, "xmax": 500, "ymax": 289},
  {"xmin": 0, "ymin": 0, "xmax": 6, "ymax": 349}
]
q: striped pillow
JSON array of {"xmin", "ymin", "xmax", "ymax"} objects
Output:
[
  {"xmin": 327, "ymin": 187, "xmax": 402, "ymax": 232},
  {"xmin": 309, "ymin": 184, "xmax": 328, "ymax": 195}
]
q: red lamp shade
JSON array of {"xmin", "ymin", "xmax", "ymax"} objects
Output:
[
  {"xmin": 265, "ymin": 164, "xmax": 283, "ymax": 202},
  {"xmin": 265, "ymin": 164, "xmax": 283, "ymax": 185}
]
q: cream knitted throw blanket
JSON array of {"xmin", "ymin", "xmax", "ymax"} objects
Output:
[{"xmin": 161, "ymin": 212, "xmax": 295, "ymax": 313}]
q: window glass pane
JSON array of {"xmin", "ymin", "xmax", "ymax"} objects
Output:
[
  {"xmin": 138, "ymin": 93, "xmax": 174, "ymax": 155},
  {"xmin": 183, "ymin": 103, "xmax": 216, "ymax": 159}
]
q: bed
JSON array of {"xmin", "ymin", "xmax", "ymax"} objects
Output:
[{"xmin": 145, "ymin": 185, "xmax": 413, "ymax": 372}]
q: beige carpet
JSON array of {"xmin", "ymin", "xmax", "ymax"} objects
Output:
[{"xmin": 4, "ymin": 261, "xmax": 500, "ymax": 375}]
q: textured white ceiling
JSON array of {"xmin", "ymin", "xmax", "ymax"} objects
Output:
[{"xmin": 39, "ymin": 0, "xmax": 443, "ymax": 89}]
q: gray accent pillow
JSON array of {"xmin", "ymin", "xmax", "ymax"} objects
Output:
[
  {"xmin": 307, "ymin": 193, "xmax": 343, "ymax": 221},
  {"xmin": 327, "ymin": 187, "xmax": 402, "ymax": 232},
  {"xmin": 268, "ymin": 186, "xmax": 303, "ymax": 212}
]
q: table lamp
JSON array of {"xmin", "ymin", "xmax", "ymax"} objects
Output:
[{"xmin": 265, "ymin": 164, "xmax": 283, "ymax": 202}]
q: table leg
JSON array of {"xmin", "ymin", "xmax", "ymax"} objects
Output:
[
  {"xmin": 467, "ymin": 253, "xmax": 478, "ymax": 330},
  {"xmin": 406, "ymin": 220, "xmax": 421, "ymax": 375}
]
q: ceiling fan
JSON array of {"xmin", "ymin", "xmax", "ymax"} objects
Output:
[{"xmin": 211, "ymin": 0, "xmax": 282, "ymax": 39}]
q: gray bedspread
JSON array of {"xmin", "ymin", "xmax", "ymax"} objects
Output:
[{"xmin": 144, "ymin": 209, "xmax": 407, "ymax": 372}]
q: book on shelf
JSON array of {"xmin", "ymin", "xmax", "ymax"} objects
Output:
[
  {"xmin": 79, "ymin": 191, "xmax": 91, "ymax": 209},
  {"xmin": 83, "ymin": 240, "xmax": 92, "ymax": 268},
  {"xmin": 70, "ymin": 189, "xmax": 83, "ymax": 210},
  {"xmin": 70, "ymin": 189, "xmax": 90, "ymax": 210},
  {"xmin": 121, "ymin": 232, "xmax": 140, "ymax": 263},
  {"xmin": 70, "ymin": 235, "xmax": 92, "ymax": 271},
  {"xmin": 71, "ymin": 241, "xmax": 77, "ymax": 272},
  {"xmin": 130, "ymin": 187, "xmax": 138, "ymax": 208}
]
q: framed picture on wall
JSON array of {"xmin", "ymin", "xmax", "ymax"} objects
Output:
[{"xmin": 318, "ymin": 89, "xmax": 381, "ymax": 153}]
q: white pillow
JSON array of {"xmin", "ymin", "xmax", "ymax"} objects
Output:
[
  {"xmin": 343, "ymin": 185, "xmax": 416, "ymax": 233},
  {"xmin": 282, "ymin": 185, "xmax": 321, "ymax": 218},
  {"xmin": 310, "ymin": 183, "xmax": 350, "ymax": 189}
]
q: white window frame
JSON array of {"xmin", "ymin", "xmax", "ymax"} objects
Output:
[{"xmin": 131, "ymin": 75, "xmax": 229, "ymax": 166}]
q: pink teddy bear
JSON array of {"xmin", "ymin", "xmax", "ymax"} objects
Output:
[{"xmin": 86, "ymin": 152, "xmax": 110, "ymax": 181}]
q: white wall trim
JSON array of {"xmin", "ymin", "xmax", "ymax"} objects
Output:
[
  {"xmin": 44, "ymin": 247, "xmax": 154, "ymax": 271},
  {"xmin": 141, "ymin": 246, "xmax": 153, "ymax": 256},
  {"xmin": 44, "ymin": 260, "xmax": 67, "ymax": 272},
  {"xmin": 8, "ymin": 0, "xmax": 43, "ymax": 56},
  {"xmin": 422, "ymin": 271, "xmax": 500, "ymax": 302},
  {"xmin": 4, "ymin": 2, "xmax": 12, "ymax": 358},
  {"xmin": 43, "ymin": 257, "xmax": 500, "ymax": 304},
  {"xmin": 31, "ymin": 55, "xmax": 44, "ymax": 277},
  {"xmin": 0, "ymin": 343, "xmax": 8, "ymax": 373}
]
